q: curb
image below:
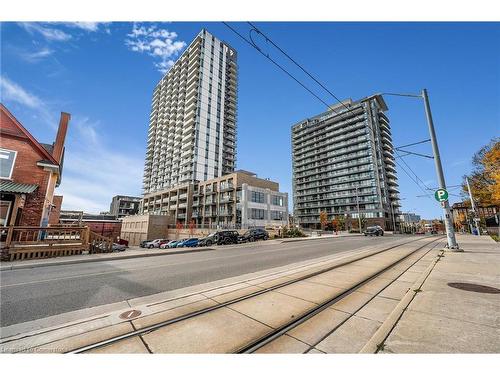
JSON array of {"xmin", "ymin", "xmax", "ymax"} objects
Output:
[
  {"xmin": 0, "ymin": 247, "xmax": 215, "ymax": 271},
  {"xmin": 358, "ymin": 247, "xmax": 445, "ymax": 353}
]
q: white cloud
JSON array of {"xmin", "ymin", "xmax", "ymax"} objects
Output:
[
  {"xmin": 19, "ymin": 47, "xmax": 54, "ymax": 63},
  {"xmin": 125, "ymin": 23, "xmax": 186, "ymax": 74},
  {"xmin": 64, "ymin": 22, "xmax": 112, "ymax": 34},
  {"xmin": 66, "ymin": 22, "xmax": 101, "ymax": 32},
  {"xmin": 0, "ymin": 76, "xmax": 44, "ymax": 109},
  {"xmin": 1, "ymin": 78, "xmax": 144, "ymax": 213},
  {"xmin": 57, "ymin": 120, "xmax": 143, "ymax": 213},
  {"xmin": 19, "ymin": 23, "xmax": 72, "ymax": 42},
  {"xmin": 0, "ymin": 76, "xmax": 56, "ymax": 129}
]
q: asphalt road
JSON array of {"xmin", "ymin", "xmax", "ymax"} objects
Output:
[{"xmin": 0, "ymin": 236, "xmax": 403, "ymax": 327}]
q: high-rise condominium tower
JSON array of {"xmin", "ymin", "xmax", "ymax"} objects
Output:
[
  {"xmin": 143, "ymin": 29, "xmax": 237, "ymax": 194},
  {"xmin": 292, "ymin": 94, "xmax": 400, "ymax": 230}
]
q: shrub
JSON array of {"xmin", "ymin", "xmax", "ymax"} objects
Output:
[{"xmin": 283, "ymin": 227, "xmax": 306, "ymax": 238}]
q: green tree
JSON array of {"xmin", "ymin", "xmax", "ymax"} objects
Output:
[{"xmin": 337, "ymin": 215, "xmax": 345, "ymax": 231}]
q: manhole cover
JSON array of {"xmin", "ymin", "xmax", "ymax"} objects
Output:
[
  {"xmin": 119, "ymin": 309, "xmax": 142, "ymax": 320},
  {"xmin": 447, "ymin": 283, "xmax": 500, "ymax": 294}
]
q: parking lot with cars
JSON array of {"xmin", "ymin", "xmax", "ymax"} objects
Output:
[{"xmin": 138, "ymin": 229, "xmax": 272, "ymax": 251}]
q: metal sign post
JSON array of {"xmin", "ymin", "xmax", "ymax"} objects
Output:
[{"xmin": 423, "ymin": 89, "xmax": 459, "ymax": 250}]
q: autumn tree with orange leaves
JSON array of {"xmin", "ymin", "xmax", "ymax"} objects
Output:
[{"xmin": 462, "ymin": 137, "xmax": 500, "ymax": 206}]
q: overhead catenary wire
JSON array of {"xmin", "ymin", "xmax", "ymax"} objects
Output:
[
  {"xmin": 395, "ymin": 139, "xmax": 431, "ymax": 150},
  {"xmin": 393, "ymin": 156, "xmax": 434, "ymax": 201},
  {"xmin": 247, "ymin": 21, "xmax": 351, "ymax": 113},
  {"xmin": 395, "ymin": 150, "xmax": 433, "ymax": 190},
  {"xmin": 222, "ymin": 22, "xmax": 334, "ymax": 111},
  {"xmin": 223, "ymin": 22, "xmax": 437, "ymax": 205}
]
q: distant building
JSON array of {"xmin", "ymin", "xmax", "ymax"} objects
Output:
[
  {"xmin": 0, "ymin": 104, "xmax": 69, "ymax": 229},
  {"xmin": 291, "ymin": 94, "xmax": 400, "ymax": 230},
  {"xmin": 59, "ymin": 210, "xmax": 122, "ymax": 240},
  {"xmin": 399, "ymin": 212, "xmax": 421, "ymax": 223},
  {"xmin": 451, "ymin": 201, "xmax": 499, "ymax": 232},
  {"xmin": 451, "ymin": 201, "xmax": 498, "ymax": 220},
  {"xmin": 142, "ymin": 29, "xmax": 238, "ymax": 194},
  {"xmin": 141, "ymin": 170, "xmax": 288, "ymax": 229},
  {"xmin": 109, "ymin": 195, "xmax": 141, "ymax": 218}
]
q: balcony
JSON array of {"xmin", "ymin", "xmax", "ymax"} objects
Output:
[
  {"xmin": 219, "ymin": 183, "xmax": 234, "ymax": 192},
  {"xmin": 219, "ymin": 196, "xmax": 234, "ymax": 203}
]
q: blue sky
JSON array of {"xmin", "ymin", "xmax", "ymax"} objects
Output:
[{"xmin": 1, "ymin": 22, "xmax": 499, "ymax": 218}]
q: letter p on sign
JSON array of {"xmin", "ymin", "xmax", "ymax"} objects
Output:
[{"xmin": 434, "ymin": 188, "xmax": 448, "ymax": 202}]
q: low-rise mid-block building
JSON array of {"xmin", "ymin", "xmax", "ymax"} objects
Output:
[{"xmin": 141, "ymin": 170, "xmax": 289, "ymax": 230}]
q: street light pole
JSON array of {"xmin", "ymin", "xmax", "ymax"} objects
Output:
[
  {"xmin": 466, "ymin": 176, "xmax": 481, "ymax": 236},
  {"xmin": 422, "ymin": 89, "xmax": 459, "ymax": 250}
]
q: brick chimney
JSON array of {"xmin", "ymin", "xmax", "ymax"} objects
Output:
[{"xmin": 52, "ymin": 112, "xmax": 70, "ymax": 164}]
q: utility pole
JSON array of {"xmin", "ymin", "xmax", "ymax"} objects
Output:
[
  {"xmin": 422, "ymin": 89, "xmax": 460, "ymax": 250},
  {"xmin": 355, "ymin": 187, "xmax": 362, "ymax": 233},
  {"xmin": 466, "ymin": 176, "xmax": 481, "ymax": 236}
]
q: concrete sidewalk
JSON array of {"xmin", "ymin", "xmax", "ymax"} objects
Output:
[{"xmin": 380, "ymin": 234, "xmax": 500, "ymax": 353}]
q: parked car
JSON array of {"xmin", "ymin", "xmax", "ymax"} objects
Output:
[
  {"xmin": 199, "ymin": 230, "xmax": 239, "ymax": 246},
  {"xmin": 363, "ymin": 226, "xmax": 384, "ymax": 236},
  {"xmin": 160, "ymin": 240, "xmax": 177, "ymax": 249},
  {"xmin": 97, "ymin": 242, "xmax": 127, "ymax": 252},
  {"xmin": 179, "ymin": 238, "xmax": 199, "ymax": 247},
  {"xmin": 167, "ymin": 240, "xmax": 181, "ymax": 248},
  {"xmin": 174, "ymin": 239, "xmax": 188, "ymax": 248},
  {"xmin": 144, "ymin": 239, "xmax": 168, "ymax": 249},
  {"xmin": 239, "ymin": 228, "xmax": 269, "ymax": 243},
  {"xmin": 112, "ymin": 243, "xmax": 127, "ymax": 252},
  {"xmin": 139, "ymin": 240, "xmax": 153, "ymax": 248}
]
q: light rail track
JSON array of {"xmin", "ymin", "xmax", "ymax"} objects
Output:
[
  {"xmin": 68, "ymin": 236, "xmax": 443, "ymax": 354},
  {"xmin": 238, "ymin": 238, "xmax": 443, "ymax": 353}
]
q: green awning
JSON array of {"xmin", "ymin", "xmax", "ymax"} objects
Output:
[{"xmin": 0, "ymin": 180, "xmax": 38, "ymax": 194}]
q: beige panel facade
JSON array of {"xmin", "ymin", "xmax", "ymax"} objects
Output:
[{"xmin": 120, "ymin": 214, "xmax": 173, "ymax": 246}]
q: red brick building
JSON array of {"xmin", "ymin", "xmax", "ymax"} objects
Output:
[
  {"xmin": 48, "ymin": 195, "xmax": 63, "ymax": 225},
  {"xmin": 0, "ymin": 104, "xmax": 70, "ymax": 228}
]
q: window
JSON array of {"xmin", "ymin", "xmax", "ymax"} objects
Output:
[
  {"xmin": 271, "ymin": 211, "xmax": 284, "ymax": 220},
  {"xmin": 271, "ymin": 195, "xmax": 283, "ymax": 206},
  {"xmin": 250, "ymin": 208, "xmax": 265, "ymax": 220},
  {"xmin": 0, "ymin": 149, "xmax": 17, "ymax": 179},
  {"xmin": 251, "ymin": 191, "xmax": 265, "ymax": 203},
  {"xmin": 0, "ymin": 201, "xmax": 12, "ymax": 226}
]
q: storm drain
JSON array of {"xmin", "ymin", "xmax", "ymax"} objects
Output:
[{"xmin": 447, "ymin": 282, "xmax": 500, "ymax": 294}]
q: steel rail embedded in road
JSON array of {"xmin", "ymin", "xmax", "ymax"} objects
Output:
[
  {"xmin": 236, "ymin": 237, "xmax": 443, "ymax": 353},
  {"xmin": 67, "ymin": 236, "xmax": 442, "ymax": 354}
]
